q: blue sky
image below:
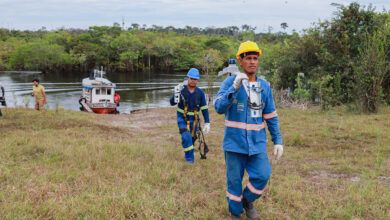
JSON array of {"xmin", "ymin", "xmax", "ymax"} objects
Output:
[{"xmin": 0, "ymin": 0, "xmax": 389, "ymax": 32}]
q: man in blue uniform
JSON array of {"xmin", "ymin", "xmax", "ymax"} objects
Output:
[
  {"xmin": 214, "ymin": 41, "xmax": 283, "ymax": 219},
  {"xmin": 170, "ymin": 68, "xmax": 210, "ymax": 163}
]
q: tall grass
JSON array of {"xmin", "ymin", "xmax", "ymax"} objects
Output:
[{"xmin": 0, "ymin": 107, "xmax": 389, "ymax": 219}]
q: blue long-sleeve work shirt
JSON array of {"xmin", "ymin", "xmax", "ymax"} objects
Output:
[
  {"xmin": 214, "ymin": 75, "xmax": 282, "ymax": 155},
  {"xmin": 170, "ymin": 86, "xmax": 210, "ymax": 130}
]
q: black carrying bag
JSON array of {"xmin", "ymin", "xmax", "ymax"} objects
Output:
[
  {"xmin": 0, "ymin": 97, "xmax": 6, "ymax": 107},
  {"xmin": 195, "ymin": 118, "xmax": 209, "ymax": 159}
]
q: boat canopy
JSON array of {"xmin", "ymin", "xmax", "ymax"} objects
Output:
[{"xmin": 82, "ymin": 77, "xmax": 116, "ymax": 90}]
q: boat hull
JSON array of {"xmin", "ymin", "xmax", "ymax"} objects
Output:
[
  {"xmin": 82, "ymin": 102, "xmax": 117, "ymax": 114},
  {"xmin": 90, "ymin": 107, "xmax": 117, "ymax": 114}
]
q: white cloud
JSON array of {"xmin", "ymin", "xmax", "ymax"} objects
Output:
[{"xmin": 0, "ymin": 0, "xmax": 389, "ymax": 32}]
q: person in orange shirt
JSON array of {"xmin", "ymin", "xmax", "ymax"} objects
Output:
[{"xmin": 114, "ymin": 92, "xmax": 120, "ymax": 106}]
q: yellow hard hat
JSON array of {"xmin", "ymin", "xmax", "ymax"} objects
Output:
[{"xmin": 236, "ymin": 41, "xmax": 262, "ymax": 60}]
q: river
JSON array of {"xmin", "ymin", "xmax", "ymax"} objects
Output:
[{"xmin": 0, "ymin": 71, "xmax": 222, "ymax": 113}]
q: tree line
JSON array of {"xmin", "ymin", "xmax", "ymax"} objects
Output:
[
  {"xmin": 0, "ymin": 2, "xmax": 389, "ymax": 112},
  {"xmin": 0, "ymin": 23, "xmax": 291, "ymax": 74}
]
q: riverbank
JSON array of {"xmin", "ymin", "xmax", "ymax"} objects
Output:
[
  {"xmin": 0, "ymin": 107, "xmax": 389, "ymax": 219},
  {"xmin": 0, "ymin": 70, "xmax": 219, "ymax": 112}
]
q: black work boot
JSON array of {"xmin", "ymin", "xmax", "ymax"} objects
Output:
[
  {"xmin": 243, "ymin": 199, "xmax": 260, "ymax": 220},
  {"xmin": 229, "ymin": 213, "xmax": 241, "ymax": 220}
]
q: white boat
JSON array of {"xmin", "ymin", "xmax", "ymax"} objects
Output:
[
  {"xmin": 79, "ymin": 68, "xmax": 118, "ymax": 114},
  {"xmin": 218, "ymin": 59, "xmax": 240, "ymax": 77}
]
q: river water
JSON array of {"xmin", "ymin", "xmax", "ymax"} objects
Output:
[{"xmin": 0, "ymin": 71, "xmax": 222, "ymax": 113}]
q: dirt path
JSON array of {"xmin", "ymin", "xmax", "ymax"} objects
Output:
[{"xmin": 95, "ymin": 107, "xmax": 177, "ymax": 131}]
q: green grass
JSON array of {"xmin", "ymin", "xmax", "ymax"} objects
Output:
[{"xmin": 0, "ymin": 106, "xmax": 389, "ymax": 219}]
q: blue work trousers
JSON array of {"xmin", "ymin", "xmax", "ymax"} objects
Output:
[
  {"xmin": 225, "ymin": 151, "xmax": 271, "ymax": 215},
  {"xmin": 180, "ymin": 120, "xmax": 198, "ymax": 163}
]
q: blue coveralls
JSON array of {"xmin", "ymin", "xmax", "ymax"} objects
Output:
[
  {"xmin": 170, "ymin": 86, "xmax": 210, "ymax": 163},
  {"xmin": 214, "ymin": 75, "xmax": 282, "ymax": 215}
]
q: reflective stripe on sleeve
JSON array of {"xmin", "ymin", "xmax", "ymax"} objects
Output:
[
  {"xmin": 224, "ymin": 120, "xmax": 265, "ymax": 131},
  {"xmin": 226, "ymin": 191, "xmax": 243, "ymax": 202},
  {"xmin": 177, "ymin": 107, "xmax": 184, "ymax": 114},
  {"xmin": 200, "ymin": 105, "xmax": 208, "ymax": 110},
  {"xmin": 263, "ymin": 111, "xmax": 278, "ymax": 120},
  {"xmin": 183, "ymin": 145, "xmax": 194, "ymax": 152},
  {"xmin": 247, "ymin": 181, "xmax": 264, "ymax": 195}
]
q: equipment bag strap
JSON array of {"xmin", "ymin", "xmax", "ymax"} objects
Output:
[
  {"xmin": 184, "ymin": 105, "xmax": 190, "ymax": 131},
  {"xmin": 196, "ymin": 117, "xmax": 209, "ymax": 159},
  {"xmin": 191, "ymin": 89, "xmax": 199, "ymax": 137},
  {"xmin": 192, "ymin": 109, "xmax": 197, "ymax": 137},
  {"xmin": 182, "ymin": 87, "xmax": 190, "ymax": 132}
]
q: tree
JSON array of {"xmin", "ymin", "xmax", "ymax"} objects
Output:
[
  {"xmin": 280, "ymin": 22, "xmax": 288, "ymax": 31},
  {"xmin": 172, "ymin": 36, "xmax": 203, "ymax": 71},
  {"xmin": 131, "ymin": 23, "xmax": 139, "ymax": 30},
  {"xmin": 140, "ymin": 31, "xmax": 157, "ymax": 72},
  {"xmin": 111, "ymin": 32, "xmax": 143, "ymax": 71},
  {"xmin": 9, "ymin": 40, "xmax": 73, "ymax": 72},
  {"xmin": 195, "ymin": 48, "xmax": 224, "ymax": 103}
]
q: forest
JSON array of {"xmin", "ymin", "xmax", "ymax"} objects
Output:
[{"xmin": 0, "ymin": 2, "xmax": 389, "ymax": 112}]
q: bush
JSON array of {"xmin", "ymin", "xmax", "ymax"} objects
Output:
[
  {"xmin": 290, "ymin": 73, "xmax": 311, "ymax": 102},
  {"xmin": 353, "ymin": 31, "xmax": 389, "ymax": 113}
]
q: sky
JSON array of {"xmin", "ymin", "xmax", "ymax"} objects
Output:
[{"xmin": 0, "ymin": 0, "xmax": 389, "ymax": 33}]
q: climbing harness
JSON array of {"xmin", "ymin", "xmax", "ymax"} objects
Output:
[
  {"xmin": 180, "ymin": 86, "xmax": 209, "ymax": 159},
  {"xmin": 182, "ymin": 87, "xmax": 199, "ymax": 138}
]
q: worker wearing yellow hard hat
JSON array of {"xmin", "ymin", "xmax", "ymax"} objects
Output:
[
  {"xmin": 235, "ymin": 41, "xmax": 262, "ymax": 60},
  {"xmin": 215, "ymin": 41, "xmax": 283, "ymax": 220}
]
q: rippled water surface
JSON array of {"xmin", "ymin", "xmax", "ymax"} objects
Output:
[{"xmin": 0, "ymin": 71, "xmax": 221, "ymax": 113}]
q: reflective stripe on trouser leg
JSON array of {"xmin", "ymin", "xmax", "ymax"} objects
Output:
[
  {"xmin": 243, "ymin": 153, "xmax": 272, "ymax": 202},
  {"xmin": 181, "ymin": 130, "xmax": 194, "ymax": 163},
  {"xmin": 225, "ymin": 151, "xmax": 247, "ymax": 215}
]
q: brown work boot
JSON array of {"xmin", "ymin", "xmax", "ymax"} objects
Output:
[
  {"xmin": 229, "ymin": 214, "xmax": 241, "ymax": 220},
  {"xmin": 243, "ymin": 199, "xmax": 260, "ymax": 220}
]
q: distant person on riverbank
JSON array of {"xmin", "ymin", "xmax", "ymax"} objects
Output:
[
  {"xmin": 32, "ymin": 79, "xmax": 47, "ymax": 112},
  {"xmin": 114, "ymin": 92, "xmax": 120, "ymax": 106},
  {"xmin": 0, "ymin": 81, "xmax": 5, "ymax": 117},
  {"xmin": 214, "ymin": 41, "xmax": 283, "ymax": 220},
  {"xmin": 170, "ymin": 68, "xmax": 210, "ymax": 164}
]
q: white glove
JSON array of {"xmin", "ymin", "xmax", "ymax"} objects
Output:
[
  {"xmin": 233, "ymin": 72, "xmax": 249, "ymax": 91},
  {"xmin": 274, "ymin": 144, "xmax": 283, "ymax": 161},
  {"xmin": 203, "ymin": 123, "xmax": 210, "ymax": 134}
]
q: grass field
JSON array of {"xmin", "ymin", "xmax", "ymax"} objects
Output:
[{"xmin": 0, "ymin": 106, "xmax": 389, "ymax": 219}]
